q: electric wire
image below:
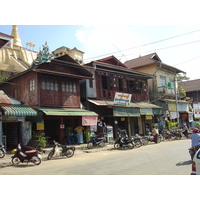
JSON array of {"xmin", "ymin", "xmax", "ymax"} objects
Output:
[
  {"xmin": 124, "ymin": 39, "xmax": 200, "ymax": 58},
  {"xmin": 83, "ymin": 29, "xmax": 200, "ymax": 61}
]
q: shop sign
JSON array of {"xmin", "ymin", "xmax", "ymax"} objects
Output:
[
  {"xmin": 114, "ymin": 92, "xmax": 132, "ymax": 105},
  {"xmin": 60, "ymin": 124, "xmax": 65, "ymax": 129},
  {"xmin": 36, "ymin": 121, "xmax": 44, "ymax": 130},
  {"xmin": 2, "ymin": 116, "xmax": 17, "ymax": 121},
  {"xmin": 168, "ymin": 103, "xmax": 177, "ymax": 111},
  {"xmin": 140, "ymin": 109, "xmax": 153, "ymax": 115},
  {"xmin": 188, "ymin": 112, "xmax": 194, "ymax": 122},
  {"xmin": 16, "ymin": 116, "xmax": 25, "ymax": 122},
  {"xmin": 146, "ymin": 115, "xmax": 152, "ymax": 120},
  {"xmin": 194, "ymin": 104, "xmax": 200, "ymax": 118},
  {"xmin": 82, "ymin": 116, "xmax": 98, "ymax": 126}
]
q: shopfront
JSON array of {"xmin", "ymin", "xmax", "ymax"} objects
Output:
[
  {"xmin": 34, "ymin": 107, "xmax": 98, "ymax": 144},
  {"xmin": 1, "ymin": 105, "xmax": 37, "ymax": 150},
  {"xmin": 87, "ymin": 99, "xmax": 161, "ymax": 138}
]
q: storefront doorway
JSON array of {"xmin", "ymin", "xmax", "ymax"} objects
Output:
[{"xmin": 3, "ymin": 122, "xmax": 21, "ymax": 150}]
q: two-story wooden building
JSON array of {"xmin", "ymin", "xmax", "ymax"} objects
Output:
[
  {"xmin": 0, "ymin": 51, "xmax": 98, "ymax": 148},
  {"xmin": 81, "ymin": 56, "xmax": 161, "ymax": 139}
]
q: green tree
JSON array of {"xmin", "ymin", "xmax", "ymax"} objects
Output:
[{"xmin": 177, "ymin": 74, "xmax": 190, "ymax": 97}]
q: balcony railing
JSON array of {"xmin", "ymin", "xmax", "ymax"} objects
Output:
[{"xmin": 158, "ymin": 86, "xmax": 175, "ymax": 95}]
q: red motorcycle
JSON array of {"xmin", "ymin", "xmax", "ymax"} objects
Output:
[{"xmin": 189, "ymin": 145, "xmax": 200, "ymax": 160}]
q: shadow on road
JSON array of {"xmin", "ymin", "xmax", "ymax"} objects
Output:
[{"xmin": 176, "ymin": 160, "xmax": 192, "ymax": 166}]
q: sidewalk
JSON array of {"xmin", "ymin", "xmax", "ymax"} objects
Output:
[{"xmin": 0, "ymin": 143, "xmax": 114, "ymax": 165}]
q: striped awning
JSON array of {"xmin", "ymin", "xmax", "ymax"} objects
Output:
[{"xmin": 1, "ymin": 105, "xmax": 38, "ymax": 116}]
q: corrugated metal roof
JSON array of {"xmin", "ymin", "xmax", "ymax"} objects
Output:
[
  {"xmin": 0, "ymin": 90, "xmax": 13, "ymax": 105},
  {"xmin": 88, "ymin": 99, "xmax": 161, "ymax": 109},
  {"xmin": 35, "ymin": 107, "xmax": 98, "ymax": 116},
  {"xmin": 2, "ymin": 105, "xmax": 37, "ymax": 116}
]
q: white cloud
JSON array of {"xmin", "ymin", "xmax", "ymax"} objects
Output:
[{"xmin": 75, "ymin": 25, "xmax": 144, "ymax": 63}]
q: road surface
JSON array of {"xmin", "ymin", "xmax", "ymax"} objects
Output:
[{"xmin": 0, "ymin": 139, "xmax": 192, "ymax": 175}]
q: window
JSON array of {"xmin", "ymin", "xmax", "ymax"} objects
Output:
[
  {"xmin": 89, "ymin": 79, "xmax": 93, "ymax": 88},
  {"xmin": 62, "ymin": 81, "xmax": 65, "ymax": 91},
  {"xmin": 55, "ymin": 80, "xmax": 58, "ymax": 91},
  {"xmin": 46, "ymin": 79, "xmax": 50, "ymax": 90},
  {"xmin": 30, "ymin": 79, "xmax": 35, "ymax": 91},
  {"xmin": 69, "ymin": 82, "xmax": 73, "ymax": 92},
  {"xmin": 50, "ymin": 80, "xmax": 54, "ymax": 90},
  {"xmin": 73, "ymin": 82, "xmax": 77, "ymax": 93},
  {"xmin": 102, "ymin": 75, "xmax": 108, "ymax": 89},
  {"xmin": 41, "ymin": 79, "xmax": 46, "ymax": 89},
  {"xmin": 160, "ymin": 76, "xmax": 167, "ymax": 86},
  {"xmin": 118, "ymin": 78, "xmax": 123, "ymax": 91}
]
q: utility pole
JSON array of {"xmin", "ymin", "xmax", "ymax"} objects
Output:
[{"xmin": 174, "ymin": 76, "xmax": 179, "ymax": 124}]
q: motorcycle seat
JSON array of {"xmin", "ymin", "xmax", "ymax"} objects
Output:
[{"xmin": 25, "ymin": 150, "xmax": 37, "ymax": 154}]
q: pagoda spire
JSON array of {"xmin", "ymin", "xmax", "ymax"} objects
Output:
[
  {"xmin": 32, "ymin": 41, "xmax": 53, "ymax": 66},
  {"xmin": 11, "ymin": 25, "xmax": 22, "ymax": 47}
]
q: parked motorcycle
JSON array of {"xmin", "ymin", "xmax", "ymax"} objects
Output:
[
  {"xmin": 47, "ymin": 140, "xmax": 75, "ymax": 160},
  {"xmin": 0, "ymin": 145, "xmax": 6, "ymax": 158},
  {"xmin": 182, "ymin": 129, "xmax": 192, "ymax": 139},
  {"xmin": 171, "ymin": 130, "xmax": 182, "ymax": 140},
  {"xmin": 114, "ymin": 133, "xmax": 135, "ymax": 149},
  {"xmin": 162, "ymin": 130, "xmax": 175, "ymax": 140},
  {"xmin": 189, "ymin": 145, "xmax": 200, "ymax": 160},
  {"xmin": 145, "ymin": 132, "xmax": 161, "ymax": 143},
  {"xmin": 132, "ymin": 135, "xmax": 143, "ymax": 147},
  {"xmin": 11, "ymin": 143, "xmax": 42, "ymax": 165},
  {"xmin": 87, "ymin": 136, "xmax": 105, "ymax": 149}
]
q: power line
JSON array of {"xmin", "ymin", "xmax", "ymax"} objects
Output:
[
  {"xmin": 84, "ymin": 29, "xmax": 200, "ymax": 61},
  {"xmin": 124, "ymin": 39, "xmax": 200, "ymax": 58},
  {"xmin": 174, "ymin": 55, "xmax": 200, "ymax": 66}
]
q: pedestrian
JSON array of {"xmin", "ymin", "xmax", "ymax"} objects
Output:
[
  {"xmin": 75, "ymin": 125, "xmax": 84, "ymax": 144},
  {"xmin": 85, "ymin": 126, "xmax": 91, "ymax": 143},
  {"xmin": 190, "ymin": 128, "xmax": 200, "ymax": 147},
  {"xmin": 182, "ymin": 123, "xmax": 189, "ymax": 138},
  {"xmin": 152, "ymin": 126, "xmax": 158, "ymax": 143}
]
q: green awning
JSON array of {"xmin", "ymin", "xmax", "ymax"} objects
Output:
[
  {"xmin": 2, "ymin": 105, "xmax": 38, "ymax": 116},
  {"xmin": 113, "ymin": 107, "xmax": 140, "ymax": 117},
  {"xmin": 35, "ymin": 107, "xmax": 98, "ymax": 116}
]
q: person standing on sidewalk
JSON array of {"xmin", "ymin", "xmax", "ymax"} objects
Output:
[
  {"xmin": 152, "ymin": 126, "xmax": 158, "ymax": 143},
  {"xmin": 75, "ymin": 126, "xmax": 84, "ymax": 144}
]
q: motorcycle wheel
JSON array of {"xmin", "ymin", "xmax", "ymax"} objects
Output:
[
  {"xmin": 128, "ymin": 143, "xmax": 134, "ymax": 149},
  {"xmin": 47, "ymin": 151, "xmax": 54, "ymax": 160},
  {"xmin": 175, "ymin": 135, "xmax": 182, "ymax": 140},
  {"xmin": 157, "ymin": 136, "xmax": 161, "ymax": 143},
  {"xmin": 98, "ymin": 142, "xmax": 105, "ymax": 148},
  {"xmin": 142, "ymin": 139, "xmax": 149, "ymax": 145},
  {"xmin": 87, "ymin": 142, "xmax": 93, "ymax": 149},
  {"xmin": 134, "ymin": 141, "xmax": 142, "ymax": 148},
  {"xmin": 114, "ymin": 143, "xmax": 120, "ymax": 149},
  {"xmin": 11, "ymin": 157, "xmax": 21, "ymax": 165},
  {"xmin": 65, "ymin": 149, "xmax": 74, "ymax": 158},
  {"xmin": 0, "ymin": 149, "xmax": 5, "ymax": 158},
  {"xmin": 33, "ymin": 156, "xmax": 41, "ymax": 165}
]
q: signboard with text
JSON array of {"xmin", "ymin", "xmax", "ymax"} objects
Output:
[{"xmin": 114, "ymin": 92, "xmax": 132, "ymax": 106}]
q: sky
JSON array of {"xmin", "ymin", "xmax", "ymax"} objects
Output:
[
  {"xmin": 1, "ymin": 25, "xmax": 200, "ymax": 80},
  {"xmin": 1, "ymin": 0, "xmax": 199, "ymax": 193}
]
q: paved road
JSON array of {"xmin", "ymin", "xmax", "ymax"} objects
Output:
[{"xmin": 0, "ymin": 139, "xmax": 192, "ymax": 175}]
